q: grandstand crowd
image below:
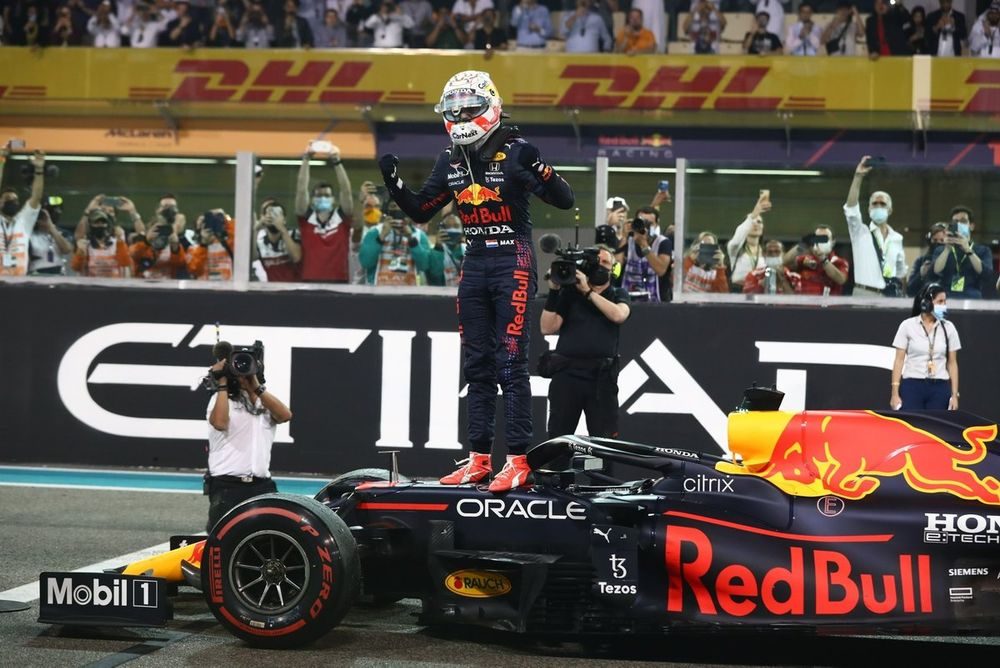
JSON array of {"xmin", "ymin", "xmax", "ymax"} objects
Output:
[
  {"xmin": 2, "ymin": 144, "xmax": 997, "ymax": 301},
  {"xmin": 0, "ymin": 0, "xmax": 997, "ymax": 55}
]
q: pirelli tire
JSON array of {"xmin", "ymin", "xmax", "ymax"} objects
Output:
[{"xmin": 201, "ymin": 493, "xmax": 360, "ymax": 648}]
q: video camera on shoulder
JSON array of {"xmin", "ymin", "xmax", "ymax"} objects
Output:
[{"xmin": 539, "ymin": 232, "xmax": 602, "ymax": 287}]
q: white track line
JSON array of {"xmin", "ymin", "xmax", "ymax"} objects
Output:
[
  {"xmin": 0, "ymin": 540, "xmax": 175, "ymax": 603},
  {"xmin": 0, "ymin": 482, "xmax": 202, "ymax": 494}
]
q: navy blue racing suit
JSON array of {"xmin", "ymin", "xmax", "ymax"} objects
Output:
[{"xmin": 381, "ymin": 125, "xmax": 575, "ymax": 454}]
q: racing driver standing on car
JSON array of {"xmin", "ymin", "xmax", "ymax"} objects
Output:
[{"xmin": 378, "ymin": 70, "xmax": 575, "ymax": 492}]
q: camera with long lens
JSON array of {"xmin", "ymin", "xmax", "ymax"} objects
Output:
[
  {"xmin": 539, "ymin": 232, "xmax": 602, "ymax": 287},
  {"xmin": 202, "ymin": 340, "xmax": 266, "ymax": 395}
]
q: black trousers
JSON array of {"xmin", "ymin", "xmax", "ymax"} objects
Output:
[
  {"xmin": 206, "ymin": 476, "xmax": 277, "ymax": 533},
  {"xmin": 547, "ymin": 370, "xmax": 620, "ymax": 440}
]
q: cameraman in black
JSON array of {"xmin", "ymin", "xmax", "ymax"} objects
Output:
[
  {"xmin": 204, "ymin": 341, "xmax": 292, "ymax": 532},
  {"xmin": 540, "ymin": 246, "xmax": 630, "ymax": 440}
]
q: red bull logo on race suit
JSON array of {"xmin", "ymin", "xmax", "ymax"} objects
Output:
[
  {"xmin": 454, "ymin": 184, "xmax": 502, "ymax": 206},
  {"xmin": 718, "ymin": 410, "xmax": 1000, "ymax": 504}
]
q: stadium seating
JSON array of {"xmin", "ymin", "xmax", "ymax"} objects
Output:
[{"xmin": 544, "ymin": 11, "xmax": 869, "ymax": 55}]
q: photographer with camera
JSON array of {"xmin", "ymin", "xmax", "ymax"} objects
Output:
[
  {"xmin": 203, "ymin": 340, "xmax": 292, "ymax": 532},
  {"xmin": 540, "ymin": 245, "xmax": 629, "ymax": 440},
  {"xmin": 253, "ymin": 199, "xmax": 302, "ymax": 282},
  {"xmin": 1, "ymin": 149, "xmax": 46, "ymax": 277},
  {"xmin": 129, "ymin": 213, "xmax": 187, "ymax": 278},
  {"xmin": 358, "ymin": 202, "xmax": 430, "ymax": 285},
  {"xmin": 618, "ymin": 206, "xmax": 672, "ymax": 303},
  {"xmin": 929, "ymin": 205, "xmax": 993, "ymax": 299},
  {"xmin": 187, "ymin": 210, "xmax": 234, "ymax": 281},
  {"xmin": 682, "ymin": 231, "xmax": 729, "ymax": 293},
  {"xmin": 70, "ymin": 208, "xmax": 133, "ymax": 278},
  {"xmin": 782, "ymin": 225, "xmax": 849, "ymax": 295}
]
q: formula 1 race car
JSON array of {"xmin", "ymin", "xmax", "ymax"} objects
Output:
[{"xmin": 41, "ymin": 388, "xmax": 1000, "ymax": 647}]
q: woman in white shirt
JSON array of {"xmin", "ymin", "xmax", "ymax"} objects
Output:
[{"xmin": 890, "ymin": 282, "xmax": 961, "ymax": 411}]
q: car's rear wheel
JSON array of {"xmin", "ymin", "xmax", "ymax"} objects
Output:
[{"xmin": 202, "ymin": 493, "xmax": 359, "ymax": 648}]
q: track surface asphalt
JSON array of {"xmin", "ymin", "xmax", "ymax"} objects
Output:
[{"xmin": 1, "ymin": 484, "xmax": 998, "ymax": 667}]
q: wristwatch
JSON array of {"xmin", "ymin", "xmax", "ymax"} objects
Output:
[{"xmin": 254, "ymin": 385, "xmax": 266, "ymax": 396}]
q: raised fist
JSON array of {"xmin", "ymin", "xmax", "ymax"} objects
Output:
[
  {"xmin": 517, "ymin": 144, "xmax": 551, "ymax": 181},
  {"xmin": 378, "ymin": 153, "xmax": 399, "ymax": 182}
]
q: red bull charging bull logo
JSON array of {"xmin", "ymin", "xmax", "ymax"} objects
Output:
[
  {"xmin": 718, "ymin": 410, "xmax": 1000, "ymax": 504},
  {"xmin": 454, "ymin": 184, "xmax": 502, "ymax": 207}
]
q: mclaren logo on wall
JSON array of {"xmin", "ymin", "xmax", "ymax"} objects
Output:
[{"xmin": 55, "ymin": 321, "xmax": 897, "ymax": 456}]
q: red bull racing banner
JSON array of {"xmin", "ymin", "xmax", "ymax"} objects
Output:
[{"xmin": 1, "ymin": 48, "xmax": 999, "ymax": 120}]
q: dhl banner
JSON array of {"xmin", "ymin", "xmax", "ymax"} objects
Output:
[{"xmin": 1, "ymin": 48, "xmax": 998, "ymax": 117}]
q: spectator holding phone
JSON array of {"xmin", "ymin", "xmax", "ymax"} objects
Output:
[
  {"xmin": 782, "ymin": 225, "xmax": 849, "ymax": 296},
  {"xmin": 364, "ymin": 0, "xmax": 413, "ymax": 47},
  {"xmin": 160, "ymin": 0, "xmax": 203, "ymax": 46},
  {"xmin": 615, "ymin": 7, "xmax": 655, "ymax": 54},
  {"xmin": 743, "ymin": 10, "xmax": 783, "ymax": 54},
  {"xmin": 71, "ymin": 208, "xmax": 133, "ymax": 277},
  {"xmin": 187, "ymin": 210, "xmax": 234, "ymax": 280},
  {"xmin": 236, "ymin": 0, "xmax": 274, "ymax": 47},
  {"xmin": 253, "ymin": 200, "xmax": 301, "ymax": 282},
  {"xmin": 295, "ymin": 141, "xmax": 355, "ymax": 282},
  {"xmin": 683, "ymin": 0, "xmax": 725, "ymax": 54},
  {"xmin": 822, "ymin": 1, "xmax": 865, "ymax": 56},
  {"xmin": 844, "ymin": 155, "xmax": 906, "ymax": 297},
  {"xmin": 129, "ymin": 213, "xmax": 187, "ymax": 278},
  {"xmin": 906, "ymin": 222, "xmax": 948, "ymax": 298},
  {"xmin": 727, "ymin": 190, "xmax": 770, "ymax": 292},
  {"xmin": 683, "ymin": 231, "xmax": 729, "ymax": 293},
  {"xmin": 88, "ymin": 0, "xmax": 122, "ymax": 47},
  {"xmin": 926, "ymin": 0, "xmax": 967, "ymax": 56},
  {"xmin": 29, "ymin": 207, "xmax": 74, "ymax": 275},
  {"xmin": 929, "ymin": 205, "xmax": 992, "ymax": 298},
  {"xmin": 276, "ymin": 0, "xmax": 314, "ymax": 46},
  {"xmin": 562, "ymin": 0, "xmax": 612, "ymax": 53},
  {"xmin": 890, "ymin": 282, "xmax": 960, "ymax": 411}
]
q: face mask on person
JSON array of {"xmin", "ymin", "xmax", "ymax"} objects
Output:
[
  {"xmin": 933, "ymin": 304, "xmax": 947, "ymax": 320},
  {"xmin": 590, "ymin": 266, "xmax": 611, "ymax": 286},
  {"xmin": 1, "ymin": 200, "xmax": 19, "ymax": 217},
  {"xmin": 954, "ymin": 222, "xmax": 970, "ymax": 238},
  {"xmin": 869, "ymin": 207, "xmax": 889, "ymax": 224},
  {"xmin": 363, "ymin": 207, "xmax": 382, "ymax": 225},
  {"xmin": 313, "ymin": 196, "xmax": 334, "ymax": 212},
  {"xmin": 648, "ymin": 224, "xmax": 661, "ymax": 238},
  {"xmin": 815, "ymin": 241, "xmax": 833, "ymax": 256},
  {"xmin": 764, "ymin": 255, "xmax": 783, "ymax": 268}
]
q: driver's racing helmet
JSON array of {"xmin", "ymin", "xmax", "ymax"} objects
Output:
[{"xmin": 434, "ymin": 70, "xmax": 503, "ymax": 146}]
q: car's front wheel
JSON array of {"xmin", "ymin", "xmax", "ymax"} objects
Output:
[{"xmin": 201, "ymin": 493, "xmax": 359, "ymax": 648}]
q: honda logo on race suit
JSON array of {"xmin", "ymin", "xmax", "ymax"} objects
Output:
[{"xmin": 56, "ymin": 323, "xmax": 900, "ymax": 456}]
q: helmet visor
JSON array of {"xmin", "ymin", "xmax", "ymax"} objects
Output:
[{"xmin": 435, "ymin": 91, "xmax": 490, "ymax": 122}]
